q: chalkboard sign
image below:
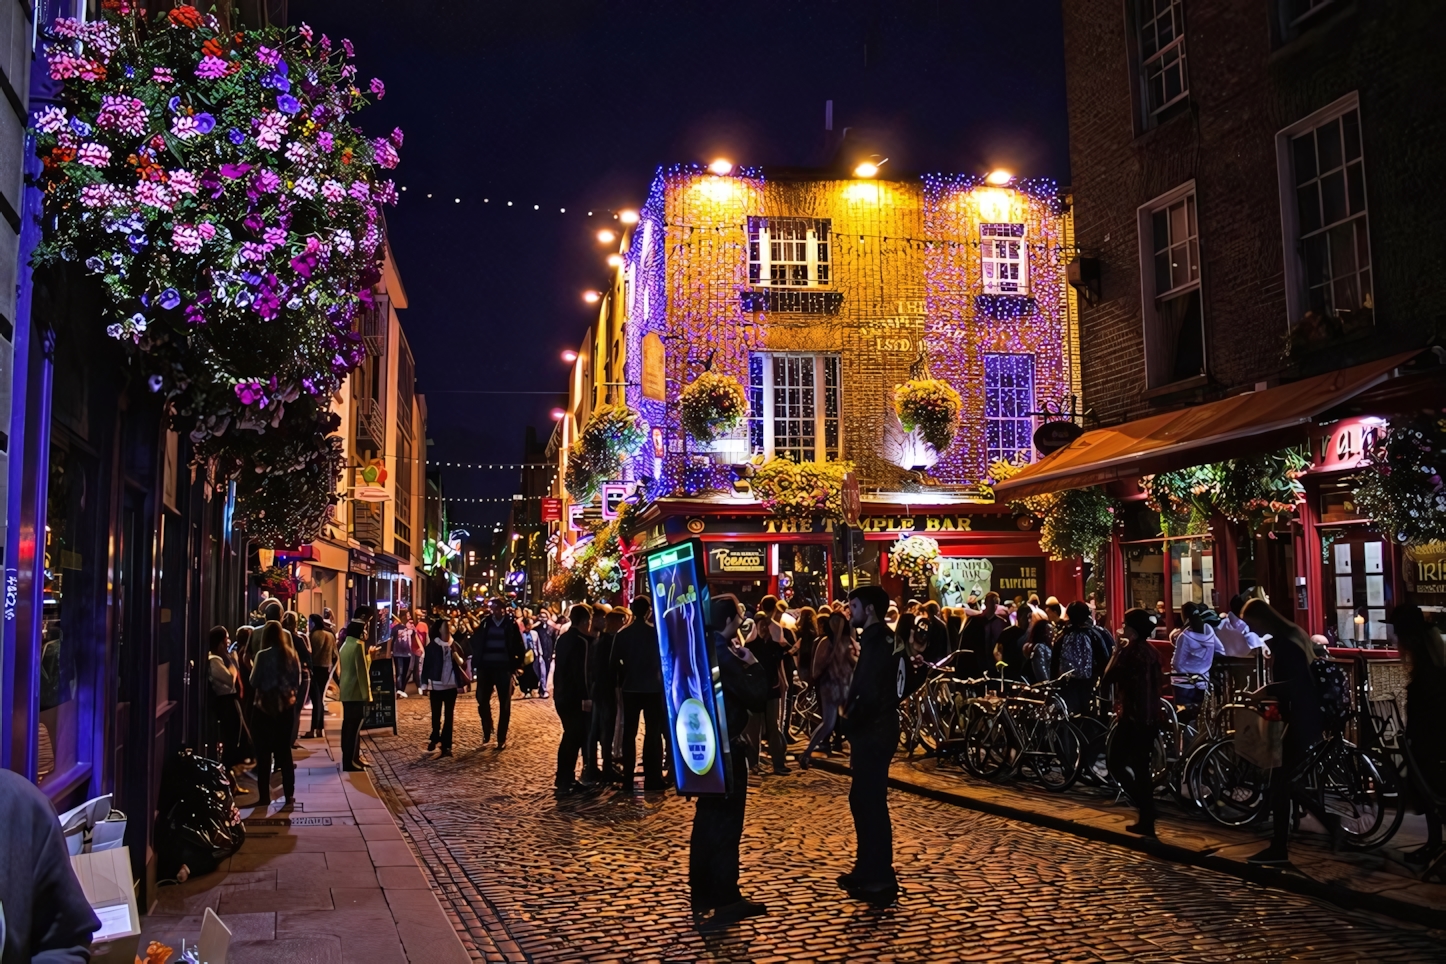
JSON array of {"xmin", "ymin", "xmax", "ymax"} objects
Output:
[{"xmin": 362, "ymin": 655, "xmax": 397, "ymax": 733}]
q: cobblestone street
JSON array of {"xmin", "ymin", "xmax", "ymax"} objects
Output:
[{"xmin": 362, "ymin": 696, "xmax": 1446, "ymax": 963}]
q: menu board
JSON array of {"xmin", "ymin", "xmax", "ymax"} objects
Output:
[{"xmin": 648, "ymin": 540, "xmax": 730, "ymax": 796}]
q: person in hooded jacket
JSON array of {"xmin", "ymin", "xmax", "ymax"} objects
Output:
[{"xmin": 1171, "ymin": 601, "xmax": 1225, "ymax": 711}]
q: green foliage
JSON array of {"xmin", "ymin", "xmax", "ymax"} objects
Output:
[
  {"xmin": 752, "ymin": 457, "xmax": 853, "ymax": 523},
  {"xmin": 1351, "ymin": 415, "xmax": 1446, "ymax": 546},
  {"xmin": 679, "ymin": 372, "xmax": 748, "ymax": 441},
  {"xmin": 894, "ymin": 378, "xmax": 963, "ymax": 451},
  {"xmin": 565, "ymin": 404, "xmax": 644, "ymax": 502},
  {"xmin": 1142, "ymin": 447, "xmax": 1307, "ymax": 536}
]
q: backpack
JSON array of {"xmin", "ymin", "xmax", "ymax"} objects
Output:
[
  {"xmin": 1057, "ymin": 626, "xmax": 1096, "ymax": 679},
  {"xmin": 1312, "ymin": 659, "xmax": 1351, "ymax": 734}
]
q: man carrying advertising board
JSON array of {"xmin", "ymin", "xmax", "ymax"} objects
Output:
[
  {"xmin": 689, "ymin": 593, "xmax": 768, "ymax": 929},
  {"xmin": 839, "ymin": 585, "xmax": 925, "ymax": 906}
]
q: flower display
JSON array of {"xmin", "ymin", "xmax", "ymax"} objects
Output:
[
  {"xmin": 993, "ymin": 461, "xmax": 1118, "ymax": 562},
  {"xmin": 564, "ymin": 405, "xmax": 645, "ymax": 502},
  {"xmin": 894, "ymin": 378, "xmax": 963, "ymax": 452},
  {"xmin": 752, "ymin": 457, "xmax": 854, "ymax": 523},
  {"xmin": 889, "ymin": 535, "xmax": 941, "ymax": 583},
  {"xmin": 31, "ymin": 6, "xmax": 398, "ymax": 545},
  {"xmin": 679, "ymin": 371, "xmax": 749, "ymax": 441},
  {"xmin": 1141, "ymin": 447, "xmax": 1307, "ymax": 537},
  {"xmin": 1351, "ymin": 415, "xmax": 1446, "ymax": 545}
]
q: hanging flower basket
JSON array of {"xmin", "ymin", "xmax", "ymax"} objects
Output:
[
  {"xmin": 998, "ymin": 462, "xmax": 1118, "ymax": 563},
  {"xmin": 1141, "ymin": 447, "xmax": 1307, "ymax": 537},
  {"xmin": 679, "ymin": 372, "xmax": 748, "ymax": 441},
  {"xmin": 894, "ymin": 379, "xmax": 963, "ymax": 452},
  {"xmin": 1351, "ymin": 414, "xmax": 1446, "ymax": 545},
  {"xmin": 752, "ymin": 457, "xmax": 853, "ymax": 523},
  {"xmin": 565, "ymin": 404, "xmax": 644, "ymax": 502},
  {"xmin": 889, "ymin": 535, "xmax": 940, "ymax": 582}
]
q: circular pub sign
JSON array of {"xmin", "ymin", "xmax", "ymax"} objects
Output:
[{"xmin": 1033, "ymin": 420, "xmax": 1083, "ymax": 456}]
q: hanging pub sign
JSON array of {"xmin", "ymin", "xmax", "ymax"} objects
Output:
[
  {"xmin": 1033, "ymin": 420, "xmax": 1083, "ymax": 455},
  {"xmin": 648, "ymin": 540, "xmax": 731, "ymax": 796},
  {"xmin": 642, "ymin": 333, "xmax": 666, "ymax": 401},
  {"xmin": 1313, "ymin": 416, "xmax": 1387, "ymax": 472},
  {"xmin": 707, "ymin": 544, "xmax": 768, "ymax": 575},
  {"xmin": 540, "ymin": 497, "xmax": 562, "ymax": 523},
  {"xmin": 601, "ymin": 482, "xmax": 631, "ymax": 520}
]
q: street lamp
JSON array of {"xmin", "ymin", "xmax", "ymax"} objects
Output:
[
  {"xmin": 986, "ymin": 169, "xmax": 1014, "ymax": 186},
  {"xmin": 597, "ymin": 229, "xmax": 616, "ymax": 244},
  {"xmin": 853, "ymin": 155, "xmax": 887, "ymax": 178},
  {"xmin": 618, "ymin": 209, "xmax": 639, "ymax": 225},
  {"xmin": 561, "ymin": 349, "xmax": 578, "ymax": 363},
  {"xmin": 708, "ymin": 158, "xmax": 733, "ymax": 175},
  {"xmin": 550, "ymin": 408, "xmax": 566, "ymax": 421},
  {"xmin": 582, "ymin": 290, "xmax": 600, "ymax": 304},
  {"xmin": 607, "ymin": 253, "xmax": 623, "ymax": 267}
]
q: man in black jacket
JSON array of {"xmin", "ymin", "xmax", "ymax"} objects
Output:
[
  {"xmin": 552, "ymin": 603, "xmax": 594, "ymax": 795},
  {"xmin": 613, "ymin": 595, "xmax": 667, "ymax": 793},
  {"xmin": 840, "ymin": 585, "xmax": 924, "ymax": 906},
  {"xmin": 919, "ymin": 601, "xmax": 950, "ymax": 664},
  {"xmin": 691, "ymin": 594, "xmax": 769, "ymax": 929},
  {"xmin": 0, "ymin": 769, "xmax": 99, "ymax": 963},
  {"xmin": 470, "ymin": 596, "xmax": 526, "ymax": 749}
]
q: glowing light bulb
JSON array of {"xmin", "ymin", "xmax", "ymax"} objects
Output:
[
  {"xmin": 607, "ymin": 254, "xmax": 623, "ymax": 267},
  {"xmin": 853, "ymin": 161, "xmax": 879, "ymax": 178},
  {"xmin": 597, "ymin": 229, "xmax": 616, "ymax": 244},
  {"xmin": 619, "ymin": 210, "xmax": 639, "ymax": 225},
  {"xmin": 582, "ymin": 291, "xmax": 601, "ymax": 304},
  {"xmin": 550, "ymin": 408, "xmax": 566, "ymax": 421},
  {"xmin": 708, "ymin": 158, "xmax": 733, "ymax": 175},
  {"xmin": 986, "ymin": 169, "xmax": 1014, "ymax": 186},
  {"xmin": 561, "ymin": 349, "xmax": 578, "ymax": 363}
]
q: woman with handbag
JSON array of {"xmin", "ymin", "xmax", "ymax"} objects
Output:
[
  {"xmin": 421, "ymin": 618, "xmax": 469, "ymax": 756},
  {"xmin": 250, "ymin": 619, "xmax": 302, "ymax": 807}
]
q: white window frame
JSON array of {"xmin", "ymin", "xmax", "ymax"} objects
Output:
[
  {"xmin": 748, "ymin": 218, "xmax": 831, "ymax": 288},
  {"xmin": 748, "ymin": 353, "xmax": 842, "ymax": 463},
  {"xmin": 1274, "ymin": 91, "xmax": 1372, "ymax": 331},
  {"xmin": 1138, "ymin": 0, "xmax": 1189, "ymax": 125},
  {"xmin": 981, "ymin": 223, "xmax": 1029, "ymax": 295},
  {"xmin": 1136, "ymin": 181, "xmax": 1206, "ymax": 389},
  {"xmin": 982, "ymin": 353, "xmax": 1037, "ymax": 466}
]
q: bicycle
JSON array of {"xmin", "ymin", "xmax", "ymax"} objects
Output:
[{"xmin": 959, "ymin": 671, "xmax": 1084, "ymax": 792}]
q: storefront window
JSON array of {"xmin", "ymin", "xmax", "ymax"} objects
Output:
[
  {"xmin": 779, "ymin": 544, "xmax": 830, "ymax": 609},
  {"xmin": 39, "ymin": 440, "xmax": 91, "ymax": 789},
  {"xmin": 1169, "ymin": 538, "xmax": 1216, "ymax": 612},
  {"xmin": 1123, "ymin": 543, "xmax": 1165, "ymax": 616},
  {"xmin": 1321, "ymin": 528, "xmax": 1393, "ymax": 645}
]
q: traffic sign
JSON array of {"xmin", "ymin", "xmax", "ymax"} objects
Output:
[{"xmin": 841, "ymin": 470, "xmax": 861, "ymax": 526}]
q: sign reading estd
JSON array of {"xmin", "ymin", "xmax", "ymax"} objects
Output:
[{"xmin": 648, "ymin": 539, "xmax": 731, "ymax": 796}]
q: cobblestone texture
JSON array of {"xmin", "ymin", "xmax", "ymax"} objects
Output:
[{"xmin": 365, "ymin": 695, "xmax": 1446, "ymax": 962}]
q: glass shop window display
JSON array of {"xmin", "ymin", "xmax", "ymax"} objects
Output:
[{"xmin": 40, "ymin": 441, "xmax": 93, "ymax": 789}]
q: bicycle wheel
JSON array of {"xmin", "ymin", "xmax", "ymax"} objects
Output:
[
  {"xmin": 961, "ymin": 703, "xmax": 1012, "ymax": 779},
  {"xmin": 1320, "ymin": 742, "xmax": 1404, "ymax": 851},
  {"xmin": 1075, "ymin": 717, "xmax": 1112, "ymax": 788},
  {"xmin": 1196, "ymin": 739, "xmax": 1269, "ymax": 828},
  {"xmin": 1033, "ymin": 719, "xmax": 1084, "ymax": 793},
  {"xmin": 789, "ymin": 687, "xmax": 820, "ymax": 743}
]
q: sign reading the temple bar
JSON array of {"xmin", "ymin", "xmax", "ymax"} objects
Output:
[
  {"xmin": 708, "ymin": 544, "xmax": 768, "ymax": 575},
  {"xmin": 856, "ymin": 515, "xmax": 980, "ymax": 534},
  {"xmin": 1033, "ymin": 419, "xmax": 1082, "ymax": 455}
]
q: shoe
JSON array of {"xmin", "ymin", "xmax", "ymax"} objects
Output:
[
  {"xmin": 428, "ymin": 738, "xmax": 439, "ymax": 752},
  {"xmin": 698, "ymin": 898, "xmax": 767, "ymax": 929},
  {"xmin": 281, "ymin": 796, "xmax": 296, "ymax": 810},
  {"xmin": 1247, "ymin": 845, "xmax": 1291, "ymax": 866},
  {"xmin": 846, "ymin": 882, "xmax": 898, "ymax": 907},
  {"xmin": 439, "ymin": 749, "xmax": 453, "ymax": 758},
  {"xmin": 1125, "ymin": 822, "xmax": 1157, "ymax": 837},
  {"xmin": 748, "ymin": 765, "xmax": 763, "ymax": 776},
  {"xmin": 643, "ymin": 782, "xmax": 669, "ymax": 794},
  {"xmin": 291, "ymin": 743, "xmax": 302, "ymax": 750},
  {"xmin": 342, "ymin": 765, "xmax": 364, "ymax": 772},
  {"xmin": 353, "ymin": 759, "xmax": 372, "ymax": 769},
  {"xmin": 771, "ymin": 766, "xmax": 791, "ymax": 776},
  {"xmin": 397, "ymin": 692, "xmax": 408, "ymax": 699},
  {"xmin": 836, "ymin": 871, "xmax": 861, "ymax": 889},
  {"xmin": 495, "ymin": 740, "xmax": 507, "ymax": 752},
  {"xmin": 798, "ymin": 753, "xmax": 811, "ymax": 770},
  {"xmin": 553, "ymin": 781, "xmax": 585, "ymax": 797}
]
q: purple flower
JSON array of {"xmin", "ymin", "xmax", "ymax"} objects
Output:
[
  {"xmin": 290, "ymin": 252, "xmax": 317, "ymax": 278},
  {"xmin": 316, "ymin": 131, "xmax": 334, "ymax": 152},
  {"xmin": 158, "ymin": 287, "xmax": 181, "ymax": 310},
  {"xmin": 227, "ymin": 128, "xmax": 245, "ymax": 145},
  {"xmin": 243, "ymin": 213, "xmax": 265, "ymax": 234},
  {"xmin": 235, "ymin": 382, "xmax": 263, "ymax": 406},
  {"xmin": 147, "ymin": 375, "xmax": 163, "ymax": 392},
  {"xmin": 342, "ymin": 38, "xmax": 355, "ymax": 58},
  {"xmin": 254, "ymin": 168, "xmax": 282, "ymax": 194},
  {"xmin": 389, "ymin": 127, "xmax": 404, "ymax": 147},
  {"xmin": 195, "ymin": 56, "xmax": 228, "ymax": 80},
  {"xmin": 369, "ymin": 77, "xmax": 385, "ymax": 99},
  {"xmin": 185, "ymin": 304, "xmax": 207, "ymax": 326},
  {"xmin": 193, "ymin": 112, "xmax": 215, "ymax": 134},
  {"xmin": 220, "ymin": 163, "xmax": 253, "ymax": 179},
  {"xmin": 256, "ymin": 45, "xmax": 281, "ymax": 68},
  {"xmin": 276, "ymin": 94, "xmax": 301, "ymax": 115}
]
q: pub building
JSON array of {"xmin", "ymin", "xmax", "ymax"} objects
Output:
[
  {"xmin": 625, "ymin": 495, "xmax": 1079, "ymax": 613},
  {"xmin": 993, "ymin": 350, "xmax": 1446, "ymax": 644}
]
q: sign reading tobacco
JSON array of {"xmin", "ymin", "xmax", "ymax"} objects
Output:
[{"xmin": 708, "ymin": 545, "xmax": 768, "ymax": 574}]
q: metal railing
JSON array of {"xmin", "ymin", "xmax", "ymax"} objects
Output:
[
  {"xmin": 351, "ymin": 500, "xmax": 384, "ymax": 548},
  {"xmin": 356, "ymin": 397, "xmax": 385, "ymax": 448}
]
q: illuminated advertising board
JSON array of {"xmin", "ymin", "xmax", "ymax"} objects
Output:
[{"xmin": 647, "ymin": 539, "xmax": 731, "ymax": 796}]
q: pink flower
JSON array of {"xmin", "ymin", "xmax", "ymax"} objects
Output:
[
  {"xmin": 292, "ymin": 176, "xmax": 318, "ymax": 199},
  {"xmin": 264, "ymin": 226, "xmax": 287, "ymax": 246},
  {"xmin": 369, "ymin": 77, "xmax": 385, "ymax": 99},
  {"xmin": 170, "ymin": 169, "xmax": 199, "ymax": 194},
  {"xmin": 240, "ymin": 241, "xmax": 273, "ymax": 261},
  {"xmin": 97, "ymin": 95, "xmax": 148, "ymax": 136},
  {"xmin": 389, "ymin": 127, "xmax": 404, "ymax": 148},
  {"xmin": 284, "ymin": 141, "xmax": 309, "ymax": 165},
  {"xmin": 254, "ymin": 168, "xmax": 282, "ymax": 194},
  {"xmin": 255, "ymin": 112, "xmax": 288, "ymax": 151},
  {"xmin": 197, "ymin": 222, "xmax": 217, "ymax": 240},
  {"xmin": 33, "ymin": 106, "xmax": 67, "ymax": 133},
  {"xmin": 195, "ymin": 56, "xmax": 228, "ymax": 79},
  {"xmin": 342, "ymin": 38, "xmax": 355, "ymax": 58},
  {"xmin": 332, "ymin": 228, "xmax": 355, "ymax": 255},
  {"xmin": 371, "ymin": 138, "xmax": 399, "ymax": 169},
  {"xmin": 50, "ymin": 17, "xmax": 82, "ymax": 39},
  {"xmin": 135, "ymin": 180, "xmax": 173, "ymax": 210},
  {"xmin": 79, "ymin": 183, "xmax": 129, "ymax": 208},
  {"xmin": 256, "ymin": 45, "xmax": 281, "ymax": 68},
  {"xmin": 316, "ymin": 131, "xmax": 334, "ymax": 153},
  {"xmin": 75, "ymin": 142, "xmax": 111, "ymax": 167},
  {"xmin": 152, "ymin": 67, "xmax": 174, "ymax": 83},
  {"xmin": 348, "ymin": 180, "xmax": 371, "ymax": 202},
  {"xmin": 320, "ymin": 179, "xmax": 346, "ymax": 203},
  {"xmin": 299, "ymin": 22, "xmax": 314, "ymax": 42},
  {"xmin": 171, "ymin": 115, "xmax": 204, "ymax": 139},
  {"xmin": 373, "ymin": 180, "xmax": 398, "ymax": 205},
  {"xmin": 47, "ymin": 51, "xmax": 91, "ymax": 80},
  {"xmin": 171, "ymin": 224, "xmax": 203, "ymax": 254}
]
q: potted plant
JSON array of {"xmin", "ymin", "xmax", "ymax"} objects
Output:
[{"xmin": 894, "ymin": 378, "xmax": 963, "ymax": 452}]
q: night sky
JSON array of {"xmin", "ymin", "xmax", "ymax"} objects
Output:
[{"xmin": 290, "ymin": 0, "xmax": 1071, "ymax": 527}]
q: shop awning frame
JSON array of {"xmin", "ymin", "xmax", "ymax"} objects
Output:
[{"xmin": 994, "ymin": 350, "xmax": 1432, "ymax": 500}]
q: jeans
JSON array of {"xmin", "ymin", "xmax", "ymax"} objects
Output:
[
  {"xmin": 555, "ymin": 706, "xmax": 590, "ymax": 788},
  {"xmin": 537, "ymin": 650, "xmax": 553, "ymax": 695},
  {"xmin": 394, "ymin": 656, "xmax": 412, "ymax": 692},
  {"xmin": 745, "ymin": 695, "xmax": 788, "ymax": 771},
  {"xmin": 620, "ymin": 691, "xmax": 666, "ymax": 789},
  {"xmin": 429, "ymin": 688, "xmax": 458, "ymax": 752},
  {"xmin": 309, "ymin": 665, "xmax": 331, "ymax": 734},
  {"xmin": 476, "ymin": 664, "xmax": 514, "ymax": 743},
  {"xmin": 341, "ymin": 700, "xmax": 366, "ymax": 770},
  {"xmin": 253, "ymin": 708, "xmax": 295, "ymax": 802},
  {"xmin": 848, "ymin": 725, "xmax": 897, "ymax": 888},
  {"xmin": 586, "ymin": 692, "xmax": 617, "ymax": 776},
  {"xmin": 689, "ymin": 746, "xmax": 749, "ymax": 909},
  {"xmin": 803, "ymin": 698, "xmax": 842, "ymax": 761},
  {"xmin": 1108, "ymin": 720, "xmax": 1157, "ymax": 827}
]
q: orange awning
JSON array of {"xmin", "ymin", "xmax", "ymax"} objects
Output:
[{"xmin": 993, "ymin": 351, "xmax": 1425, "ymax": 500}]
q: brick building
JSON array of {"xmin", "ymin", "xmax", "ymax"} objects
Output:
[{"xmin": 998, "ymin": 0, "xmax": 1446, "ymax": 642}]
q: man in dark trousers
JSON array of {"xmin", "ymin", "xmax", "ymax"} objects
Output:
[
  {"xmin": 691, "ymin": 594, "xmax": 769, "ymax": 929},
  {"xmin": 919, "ymin": 600, "xmax": 950, "ymax": 664},
  {"xmin": 613, "ymin": 595, "xmax": 667, "ymax": 793},
  {"xmin": 470, "ymin": 596, "xmax": 525, "ymax": 749},
  {"xmin": 840, "ymin": 585, "xmax": 924, "ymax": 906},
  {"xmin": 552, "ymin": 603, "xmax": 594, "ymax": 795}
]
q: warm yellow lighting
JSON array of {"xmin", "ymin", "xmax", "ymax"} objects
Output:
[
  {"xmin": 607, "ymin": 253, "xmax": 623, "ymax": 267},
  {"xmin": 976, "ymin": 186, "xmax": 1018, "ymax": 223},
  {"xmin": 596, "ymin": 229, "xmax": 616, "ymax": 244},
  {"xmin": 853, "ymin": 161, "xmax": 879, "ymax": 178},
  {"xmin": 843, "ymin": 181, "xmax": 882, "ymax": 203},
  {"xmin": 619, "ymin": 209, "xmax": 639, "ymax": 225},
  {"xmin": 708, "ymin": 158, "xmax": 733, "ymax": 175},
  {"xmin": 986, "ymin": 169, "xmax": 1014, "ymax": 186},
  {"xmin": 695, "ymin": 177, "xmax": 742, "ymax": 202},
  {"xmin": 582, "ymin": 291, "xmax": 601, "ymax": 304}
]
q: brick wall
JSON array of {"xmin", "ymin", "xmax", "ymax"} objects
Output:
[{"xmin": 1062, "ymin": 0, "xmax": 1446, "ymax": 426}]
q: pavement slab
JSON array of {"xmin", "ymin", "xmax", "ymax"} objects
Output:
[{"xmin": 357, "ymin": 693, "xmax": 1446, "ymax": 962}]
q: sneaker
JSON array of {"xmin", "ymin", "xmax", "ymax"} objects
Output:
[
  {"xmin": 1246, "ymin": 845, "xmax": 1291, "ymax": 866},
  {"xmin": 397, "ymin": 692, "xmax": 408, "ymax": 699},
  {"xmin": 439, "ymin": 749, "xmax": 453, "ymax": 758},
  {"xmin": 771, "ymin": 766, "xmax": 792, "ymax": 776}
]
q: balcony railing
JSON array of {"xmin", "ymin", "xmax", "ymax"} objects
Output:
[
  {"xmin": 356, "ymin": 397, "xmax": 385, "ymax": 448},
  {"xmin": 351, "ymin": 500, "xmax": 384, "ymax": 548},
  {"xmin": 356, "ymin": 297, "xmax": 387, "ymax": 356}
]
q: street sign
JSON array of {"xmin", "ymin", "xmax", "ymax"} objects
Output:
[
  {"xmin": 1033, "ymin": 420, "xmax": 1083, "ymax": 455},
  {"xmin": 540, "ymin": 497, "xmax": 562, "ymax": 522},
  {"xmin": 841, "ymin": 470, "xmax": 861, "ymax": 526}
]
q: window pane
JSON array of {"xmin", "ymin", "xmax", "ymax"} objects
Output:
[
  {"xmin": 1169, "ymin": 201, "xmax": 1188, "ymax": 245},
  {"xmin": 1292, "ymin": 132, "xmax": 1317, "ymax": 185},
  {"xmin": 1317, "ymin": 118, "xmax": 1342, "ymax": 172},
  {"xmin": 1342, "ymin": 110, "xmax": 1361, "ymax": 162},
  {"xmin": 1159, "ymin": 288, "xmax": 1205, "ymax": 382},
  {"xmin": 1297, "ymin": 183, "xmax": 1321, "ymax": 235},
  {"xmin": 1152, "ymin": 209, "xmax": 1169, "ymax": 251},
  {"xmin": 1155, "ymin": 250, "xmax": 1172, "ymax": 297},
  {"xmin": 1355, "ymin": 220, "xmax": 1371, "ymax": 268},
  {"xmin": 1329, "ymin": 222, "xmax": 1356, "ymax": 283},
  {"xmin": 1346, "ymin": 161, "xmax": 1365, "ymax": 216},
  {"xmin": 1320, "ymin": 170, "xmax": 1347, "ymax": 226},
  {"xmin": 1303, "ymin": 234, "xmax": 1329, "ymax": 288}
]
